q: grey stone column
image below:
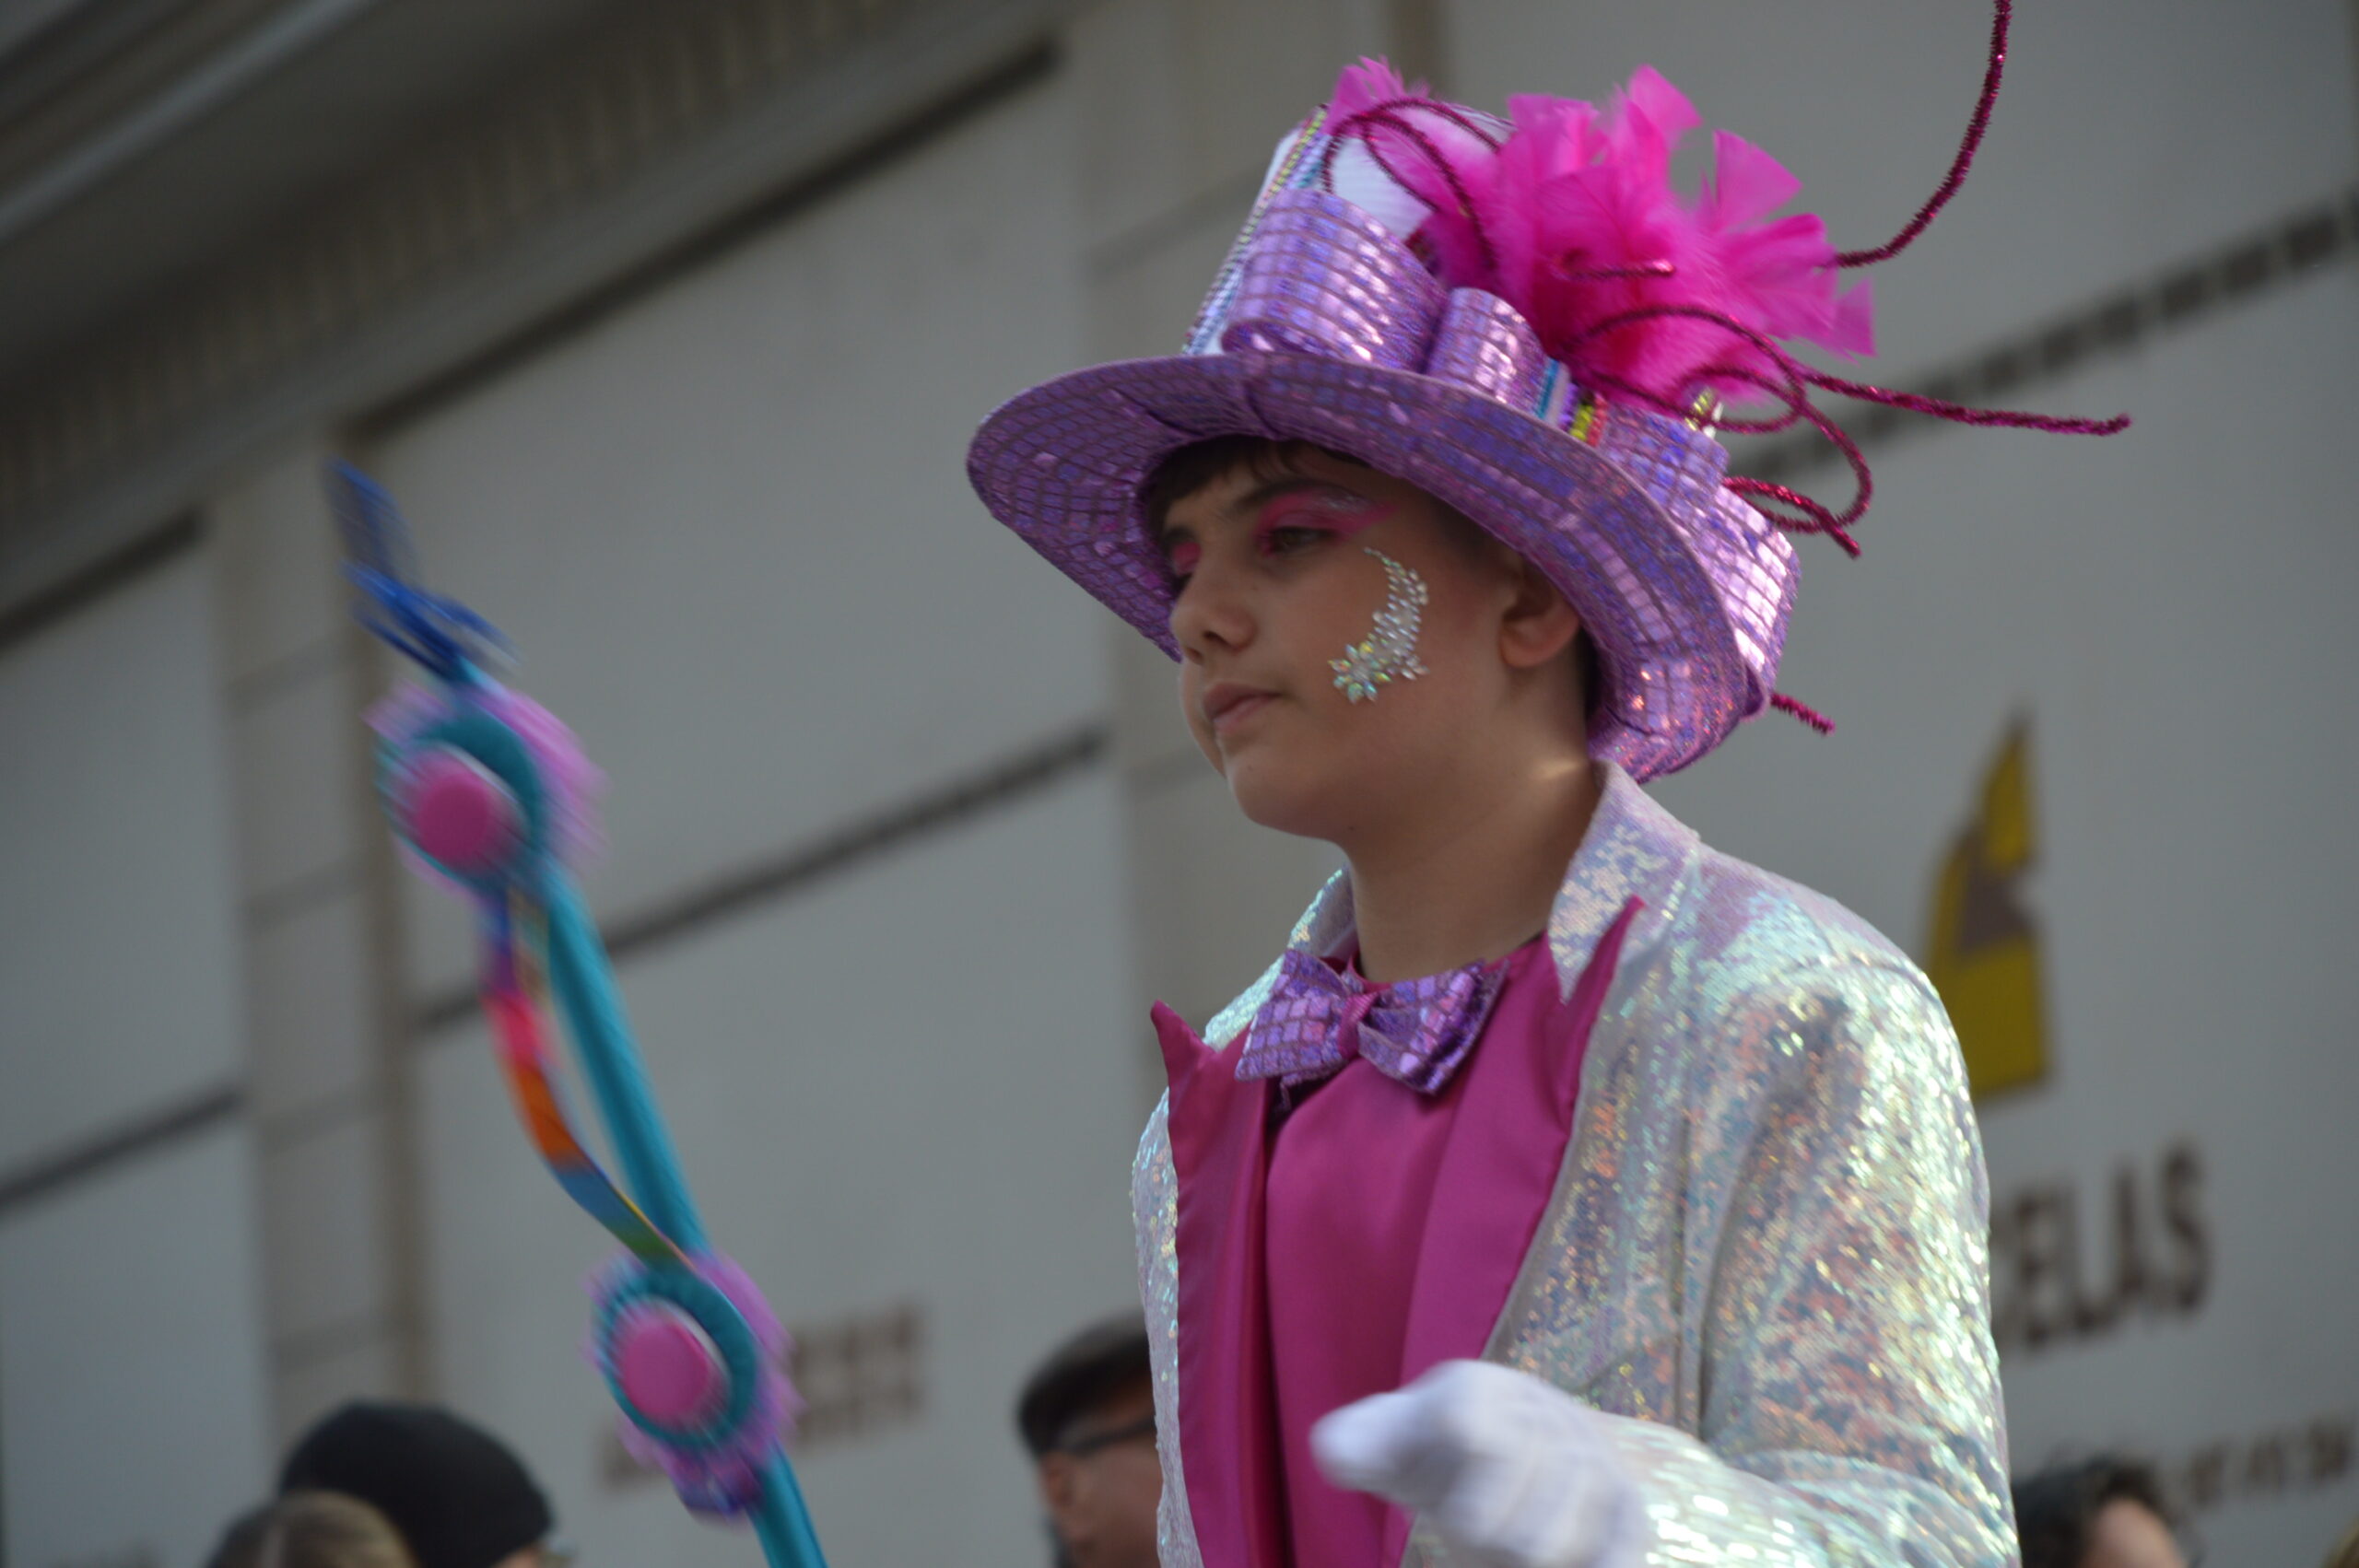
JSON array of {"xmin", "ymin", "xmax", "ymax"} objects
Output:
[{"xmin": 209, "ymin": 445, "xmax": 428, "ymax": 1443}]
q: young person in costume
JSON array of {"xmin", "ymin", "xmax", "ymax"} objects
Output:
[{"xmin": 967, "ymin": 8, "xmax": 2119, "ymax": 1564}]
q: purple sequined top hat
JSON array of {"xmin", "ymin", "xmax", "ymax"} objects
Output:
[{"xmin": 967, "ymin": 6, "xmax": 2124, "ymax": 779}]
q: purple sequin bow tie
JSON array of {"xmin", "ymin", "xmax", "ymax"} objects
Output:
[{"xmin": 1234, "ymin": 946, "xmax": 1511, "ymax": 1094}]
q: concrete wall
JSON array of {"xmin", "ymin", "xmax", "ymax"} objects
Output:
[
  {"xmin": 0, "ymin": 549, "xmax": 273, "ymax": 1568},
  {"xmin": 0, "ymin": 1126, "xmax": 273, "ymax": 1568},
  {"xmin": 0, "ymin": 555, "xmax": 245, "ymax": 1170}
]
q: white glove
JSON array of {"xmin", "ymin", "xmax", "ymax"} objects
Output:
[{"xmin": 1311, "ymin": 1360, "xmax": 1645, "ymax": 1568}]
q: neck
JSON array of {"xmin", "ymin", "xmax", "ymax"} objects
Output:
[{"xmin": 1342, "ymin": 752, "xmax": 1602, "ymax": 984}]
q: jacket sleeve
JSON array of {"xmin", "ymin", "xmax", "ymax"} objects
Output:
[{"xmin": 1576, "ymin": 956, "xmax": 2016, "ymax": 1568}]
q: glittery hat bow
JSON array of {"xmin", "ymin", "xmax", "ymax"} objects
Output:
[{"xmin": 1236, "ymin": 946, "xmax": 1509, "ymax": 1094}]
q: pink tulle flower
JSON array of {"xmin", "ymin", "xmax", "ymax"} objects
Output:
[{"xmin": 1321, "ymin": 59, "xmax": 1874, "ymax": 409}]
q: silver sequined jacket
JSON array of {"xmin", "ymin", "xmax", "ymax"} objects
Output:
[{"xmin": 1132, "ymin": 765, "xmax": 2015, "ymax": 1567}]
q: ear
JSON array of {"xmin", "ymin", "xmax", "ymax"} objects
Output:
[{"xmin": 1496, "ymin": 556, "xmax": 1583, "ymax": 671}]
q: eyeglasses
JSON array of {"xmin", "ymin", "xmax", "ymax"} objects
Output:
[{"xmin": 1053, "ymin": 1413, "xmax": 1156, "ymax": 1458}]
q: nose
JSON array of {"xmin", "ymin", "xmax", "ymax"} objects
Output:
[{"xmin": 1168, "ymin": 555, "xmax": 1255, "ymax": 661}]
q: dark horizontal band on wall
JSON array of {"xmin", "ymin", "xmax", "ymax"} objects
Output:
[
  {"xmin": 0, "ymin": 1080, "xmax": 244, "ymax": 1220},
  {"xmin": 0, "ymin": 509, "xmax": 196, "ymax": 658},
  {"xmin": 1740, "ymin": 185, "xmax": 2359, "ymax": 483},
  {"xmin": 414, "ymin": 719, "xmax": 1109, "ymax": 1036},
  {"xmin": 0, "ymin": 0, "xmax": 1074, "ymax": 621}
]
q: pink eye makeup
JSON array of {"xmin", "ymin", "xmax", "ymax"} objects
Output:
[
  {"xmin": 1160, "ymin": 483, "xmax": 1389, "ymax": 583},
  {"xmin": 1250, "ymin": 486, "xmax": 1392, "ymax": 551}
]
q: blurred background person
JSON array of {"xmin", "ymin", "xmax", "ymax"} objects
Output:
[
  {"xmin": 278, "ymin": 1402, "xmax": 563, "ymax": 1568},
  {"xmin": 2013, "ymin": 1456, "xmax": 2186, "ymax": 1568},
  {"xmin": 1016, "ymin": 1315, "xmax": 1161, "ymax": 1568},
  {"xmin": 206, "ymin": 1492, "xmax": 417, "ymax": 1568}
]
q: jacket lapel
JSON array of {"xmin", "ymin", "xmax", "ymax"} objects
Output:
[
  {"xmin": 1157, "ymin": 1002, "xmax": 1289, "ymax": 1568},
  {"xmin": 1380, "ymin": 898, "xmax": 1641, "ymax": 1566}
]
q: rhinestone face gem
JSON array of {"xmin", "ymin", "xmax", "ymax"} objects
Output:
[{"xmin": 1330, "ymin": 547, "xmax": 1430, "ymax": 702}]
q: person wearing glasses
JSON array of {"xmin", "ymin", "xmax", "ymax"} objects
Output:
[
  {"xmin": 1017, "ymin": 1316, "xmax": 1162, "ymax": 1568},
  {"xmin": 276, "ymin": 1401, "xmax": 572, "ymax": 1568}
]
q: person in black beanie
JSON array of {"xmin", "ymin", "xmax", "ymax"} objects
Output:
[{"xmin": 279, "ymin": 1402, "xmax": 564, "ymax": 1568}]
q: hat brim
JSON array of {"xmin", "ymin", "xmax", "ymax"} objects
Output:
[{"xmin": 967, "ymin": 350, "xmax": 1755, "ymax": 779}]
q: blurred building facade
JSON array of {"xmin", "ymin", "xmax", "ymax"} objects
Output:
[{"xmin": 0, "ymin": 1, "xmax": 2351, "ymax": 1565}]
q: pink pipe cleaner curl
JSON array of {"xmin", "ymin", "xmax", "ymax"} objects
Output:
[
  {"xmin": 1768, "ymin": 693, "xmax": 1837, "ymax": 735},
  {"xmin": 1838, "ymin": 0, "xmax": 2012, "ymax": 268}
]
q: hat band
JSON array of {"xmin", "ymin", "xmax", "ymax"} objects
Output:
[{"xmin": 1209, "ymin": 192, "xmax": 1732, "ymax": 528}]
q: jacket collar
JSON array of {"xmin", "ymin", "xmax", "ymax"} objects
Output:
[
  {"xmin": 1543, "ymin": 761, "xmax": 1697, "ymax": 997},
  {"xmin": 1283, "ymin": 761, "xmax": 1698, "ymax": 1000}
]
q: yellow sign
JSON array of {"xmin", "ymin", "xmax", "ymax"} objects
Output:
[{"xmin": 1926, "ymin": 720, "xmax": 2049, "ymax": 1099}]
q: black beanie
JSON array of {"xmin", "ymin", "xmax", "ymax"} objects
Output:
[{"xmin": 279, "ymin": 1402, "xmax": 554, "ymax": 1568}]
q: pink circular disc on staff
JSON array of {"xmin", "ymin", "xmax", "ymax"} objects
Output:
[
  {"xmin": 398, "ymin": 749, "xmax": 522, "ymax": 873},
  {"xmin": 615, "ymin": 1307, "xmax": 729, "ymax": 1428}
]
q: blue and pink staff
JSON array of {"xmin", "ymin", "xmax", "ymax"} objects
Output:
[{"xmin": 331, "ymin": 462, "xmax": 827, "ymax": 1568}]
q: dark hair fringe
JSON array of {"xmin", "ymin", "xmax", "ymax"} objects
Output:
[{"xmin": 1141, "ymin": 435, "xmax": 1328, "ymax": 536}]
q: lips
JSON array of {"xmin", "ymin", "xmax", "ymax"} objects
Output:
[{"xmin": 1202, "ymin": 682, "xmax": 1277, "ymax": 733}]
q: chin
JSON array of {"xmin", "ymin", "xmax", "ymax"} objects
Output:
[{"xmin": 1220, "ymin": 757, "xmax": 1348, "ymax": 841}]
